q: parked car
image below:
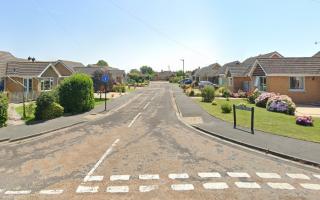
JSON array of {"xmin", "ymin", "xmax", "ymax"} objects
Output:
[
  {"xmin": 179, "ymin": 79, "xmax": 192, "ymax": 85},
  {"xmin": 198, "ymin": 81, "xmax": 216, "ymax": 89}
]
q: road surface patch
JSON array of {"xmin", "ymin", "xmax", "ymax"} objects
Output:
[
  {"xmin": 76, "ymin": 186, "xmax": 99, "ymax": 193},
  {"xmin": 198, "ymin": 172, "xmax": 221, "ymax": 178},
  {"xmin": 267, "ymin": 183, "xmax": 295, "ymax": 190},
  {"xmin": 39, "ymin": 189, "xmax": 64, "ymax": 195},
  {"xmin": 227, "ymin": 172, "xmax": 250, "ymax": 178},
  {"xmin": 139, "ymin": 174, "xmax": 160, "ymax": 180},
  {"xmin": 171, "ymin": 184, "xmax": 194, "ymax": 191},
  {"xmin": 256, "ymin": 172, "xmax": 281, "ymax": 179},
  {"xmin": 235, "ymin": 182, "xmax": 261, "ymax": 189},
  {"xmin": 106, "ymin": 186, "xmax": 129, "ymax": 193},
  {"xmin": 300, "ymin": 183, "xmax": 320, "ymax": 190},
  {"xmin": 139, "ymin": 185, "xmax": 158, "ymax": 192},
  {"xmin": 168, "ymin": 173, "xmax": 189, "ymax": 179},
  {"xmin": 4, "ymin": 190, "xmax": 32, "ymax": 195},
  {"xmin": 286, "ymin": 173, "xmax": 310, "ymax": 180},
  {"xmin": 110, "ymin": 175, "xmax": 131, "ymax": 181},
  {"xmin": 203, "ymin": 182, "xmax": 229, "ymax": 190},
  {"xmin": 86, "ymin": 175, "xmax": 104, "ymax": 181}
]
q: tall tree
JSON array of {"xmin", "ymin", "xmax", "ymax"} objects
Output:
[
  {"xmin": 96, "ymin": 60, "xmax": 109, "ymax": 67},
  {"xmin": 140, "ymin": 65, "xmax": 154, "ymax": 75}
]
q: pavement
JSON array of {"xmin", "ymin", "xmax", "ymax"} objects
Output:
[
  {"xmin": 296, "ymin": 105, "xmax": 320, "ymax": 118},
  {"xmin": 0, "ymin": 82, "xmax": 319, "ymax": 199},
  {"xmin": 172, "ymin": 84, "xmax": 320, "ymax": 166}
]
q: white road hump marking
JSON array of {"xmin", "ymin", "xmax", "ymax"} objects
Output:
[
  {"xmin": 139, "ymin": 185, "xmax": 158, "ymax": 192},
  {"xmin": 286, "ymin": 173, "xmax": 310, "ymax": 180},
  {"xmin": 235, "ymin": 182, "xmax": 261, "ymax": 189},
  {"xmin": 198, "ymin": 172, "xmax": 221, "ymax": 178},
  {"xmin": 256, "ymin": 172, "xmax": 281, "ymax": 179},
  {"xmin": 107, "ymin": 186, "xmax": 129, "ymax": 193},
  {"xmin": 203, "ymin": 182, "xmax": 229, "ymax": 190},
  {"xmin": 4, "ymin": 190, "xmax": 32, "ymax": 195},
  {"xmin": 86, "ymin": 175, "xmax": 104, "ymax": 181},
  {"xmin": 171, "ymin": 184, "xmax": 194, "ymax": 191},
  {"xmin": 128, "ymin": 113, "xmax": 141, "ymax": 127},
  {"xmin": 39, "ymin": 189, "xmax": 64, "ymax": 195},
  {"xmin": 76, "ymin": 186, "xmax": 99, "ymax": 193},
  {"xmin": 139, "ymin": 174, "xmax": 160, "ymax": 180},
  {"xmin": 143, "ymin": 102, "xmax": 151, "ymax": 110},
  {"xmin": 83, "ymin": 139, "xmax": 120, "ymax": 182},
  {"xmin": 314, "ymin": 174, "xmax": 320, "ymax": 179},
  {"xmin": 267, "ymin": 182, "xmax": 295, "ymax": 190},
  {"xmin": 110, "ymin": 175, "xmax": 130, "ymax": 181},
  {"xmin": 168, "ymin": 173, "xmax": 189, "ymax": 179},
  {"xmin": 300, "ymin": 183, "xmax": 320, "ymax": 190},
  {"xmin": 227, "ymin": 172, "xmax": 250, "ymax": 178}
]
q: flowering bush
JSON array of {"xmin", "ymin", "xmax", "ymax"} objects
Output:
[
  {"xmin": 231, "ymin": 90, "xmax": 247, "ymax": 98},
  {"xmin": 247, "ymin": 89, "xmax": 261, "ymax": 104},
  {"xmin": 255, "ymin": 92, "xmax": 275, "ymax": 108},
  {"xmin": 266, "ymin": 95, "xmax": 296, "ymax": 115},
  {"xmin": 296, "ymin": 116, "xmax": 313, "ymax": 126}
]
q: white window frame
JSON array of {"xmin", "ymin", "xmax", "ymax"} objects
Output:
[
  {"xmin": 228, "ymin": 77, "xmax": 233, "ymax": 86},
  {"xmin": 40, "ymin": 78, "xmax": 54, "ymax": 91},
  {"xmin": 289, "ymin": 76, "xmax": 305, "ymax": 92},
  {"xmin": 23, "ymin": 78, "xmax": 33, "ymax": 93},
  {"xmin": 255, "ymin": 76, "xmax": 267, "ymax": 91}
]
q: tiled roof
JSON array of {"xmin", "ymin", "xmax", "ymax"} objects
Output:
[
  {"xmin": 73, "ymin": 67, "xmax": 105, "ymax": 76},
  {"xmin": 0, "ymin": 51, "xmax": 26, "ymax": 76},
  {"xmin": 219, "ymin": 61, "xmax": 241, "ymax": 76},
  {"xmin": 196, "ymin": 63, "xmax": 221, "ymax": 77},
  {"xmin": 87, "ymin": 64, "xmax": 120, "ymax": 71},
  {"xmin": 256, "ymin": 57, "xmax": 320, "ymax": 75},
  {"xmin": 6, "ymin": 61, "xmax": 52, "ymax": 77},
  {"xmin": 58, "ymin": 60, "xmax": 85, "ymax": 71},
  {"xmin": 313, "ymin": 51, "xmax": 320, "ymax": 58}
]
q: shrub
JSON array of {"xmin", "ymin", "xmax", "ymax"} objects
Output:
[
  {"xmin": 35, "ymin": 92, "xmax": 55, "ymax": 120},
  {"xmin": 59, "ymin": 73, "xmax": 94, "ymax": 114},
  {"xmin": 25, "ymin": 103, "xmax": 36, "ymax": 117},
  {"xmin": 201, "ymin": 86, "xmax": 215, "ymax": 102},
  {"xmin": 247, "ymin": 89, "xmax": 261, "ymax": 104},
  {"xmin": 255, "ymin": 92, "xmax": 275, "ymax": 108},
  {"xmin": 221, "ymin": 102, "xmax": 232, "ymax": 113},
  {"xmin": 266, "ymin": 95, "xmax": 296, "ymax": 115},
  {"xmin": 41, "ymin": 102, "xmax": 64, "ymax": 120},
  {"xmin": 211, "ymin": 100, "xmax": 217, "ymax": 105},
  {"xmin": 222, "ymin": 89, "xmax": 231, "ymax": 98},
  {"xmin": 0, "ymin": 93, "xmax": 8, "ymax": 127},
  {"xmin": 296, "ymin": 116, "xmax": 313, "ymax": 126},
  {"xmin": 188, "ymin": 90, "xmax": 195, "ymax": 97},
  {"xmin": 112, "ymin": 85, "xmax": 126, "ymax": 93}
]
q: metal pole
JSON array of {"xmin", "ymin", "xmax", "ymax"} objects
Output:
[
  {"xmin": 233, "ymin": 104, "xmax": 236, "ymax": 129},
  {"xmin": 182, "ymin": 59, "xmax": 185, "ymax": 80},
  {"xmin": 104, "ymin": 82, "xmax": 107, "ymax": 111},
  {"xmin": 251, "ymin": 107, "xmax": 255, "ymax": 134}
]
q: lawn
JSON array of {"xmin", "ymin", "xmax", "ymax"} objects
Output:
[
  {"xmin": 195, "ymin": 98, "xmax": 320, "ymax": 143},
  {"xmin": 15, "ymin": 103, "xmax": 36, "ymax": 122},
  {"xmin": 94, "ymin": 98, "xmax": 109, "ymax": 106}
]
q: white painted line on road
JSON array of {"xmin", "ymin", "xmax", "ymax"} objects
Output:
[
  {"xmin": 256, "ymin": 172, "xmax": 281, "ymax": 179},
  {"xmin": 4, "ymin": 190, "xmax": 32, "ymax": 195},
  {"xmin": 171, "ymin": 184, "xmax": 194, "ymax": 191},
  {"xmin": 139, "ymin": 185, "xmax": 158, "ymax": 192},
  {"xmin": 143, "ymin": 102, "xmax": 151, "ymax": 110},
  {"xmin": 198, "ymin": 172, "xmax": 221, "ymax": 178},
  {"xmin": 300, "ymin": 183, "xmax": 320, "ymax": 190},
  {"xmin": 39, "ymin": 189, "xmax": 64, "ymax": 195},
  {"xmin": 203, "ymin": 182, "xmax": 229, "ymax": 190},
  {"xmin": 267, "ymin": 182, "xmax": 295, "ymax": 190},
  {"xmin": 128, "ymin": 112, "xmax": 141, "ymax": 127},
  {"xmin": 83, "ymin": 139, "xmax": 120, "ymax": 182},
  {"xmin": 139, "ymin": 174, "xmax": 160, "ymax": 180},
  {"xmin": 314, "ymin": 174, "xmax": 320, "ymax": 179},
  {"xmin": 86, "ymin": 175, "xmax": 104, "ymax": 181},
  {"xmin": 286, "ymin": 173, "xmax": 310, "ymax": 180},
  {"xmin": 110, "ymin": 175, "xmax": 130, "ymax": 181},
  {"xmin": 76, "ymin": 185, "xmax": 99, "ymax": 193},
  {"xmin": 106, "ymin": 186, "xmax": 129, "ymax": 193},
  {"xmin": 235, "ymin": 182, "xmax": 261, "ymax": 189},
  {"xmin": 0, "ymin": 189, "xmax": 3, "ymax": 193},
  {"xmin": 168, "ymin": 173, "xmax": 189, "ymax": 179},
  {"xmin": 227, "ymin": 172, "xmax": 250, "ymax": 178},
  {"xmin": 151, "ymin": 95, "xmax": 156, "ymax": 101}
]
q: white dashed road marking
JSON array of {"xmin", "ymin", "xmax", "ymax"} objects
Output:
[
  {"xmin": 107, "ymin": 186, "xmax": 129, "ymax": 193},
  {"xmin": 128, "ymin": 112, "xmax": 141, "ymax": 127},
  {"xmin": 300, "ymin": 183, "xmax": 320, "ymax": 190},
  {"xmin": 143, "ymin": 102, "xmax": 151, "ymax": 110},
  {"xmin": 4, "ymin": 190, "xmax": 32, "ymax": 195},
  {"xmin": 256, "ymin": 172, "xmax": 281, "ymax": 179},
  {"xmin": 76, "ymin": 186, "xmax": 99, "ymax": 193},
  {"xmin": 169, "ymin": 173, "xmax": 189, "ymax": 179},
  {"xmin": 235, "ymin": 182, "xmax": 261, "ymax": 189},
  {"xmin": 39, "ymin": 189, "xmax": 64, "ymax": 195},
  {"xmin": 314, "ymin": 174, "xmax": 320, "ymax": 179},
  {"xmin": 198, "ymin": 172, "xmax": 221, "ymax": 178},
  {"xmin": 110, "ymin": 175, "xmax": 131, "ymax": 181},
  {"xmin": 227, "ymin": 172, "xmax": 250, "ymax": 178},
  {"xmin": 139, "ymin": 174, "xmax": 160, "ymax": 180},
  {"xmin": 286, "ymin": 173, "xmax": 310, "ymax": 180},
  {"xmin": 171, "ymin": 184, "xmax": 194, "ymax": 191},
  {"xmin": 86, "ymin": 175, "xmax": 104, "ymax": 181},
  {"xmin": 139, "ymin": 185, "xmax": 158, "ymax": 192},
  {"xmin": 267, "ymin": 182, "xmax": 295, "ymax": 190},
  {"xmin": 203, "ymin": 182, "xmax": 229, "ymax": 190}
]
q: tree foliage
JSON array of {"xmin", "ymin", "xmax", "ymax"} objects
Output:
[{"xmin": 96, "ymin": 60, "xmax": 109, "ymax": 67}]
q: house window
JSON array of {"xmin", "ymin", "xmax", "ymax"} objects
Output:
[
  {"xmin": 41, "ymin": 78, "xmax": 54, "ymax": 91},
  {"xmin": 254, "ymin": 76, "xmax": 267, "ymax": 91},
  {"xmin": 290, "ymin": 77, "xmax": 304, "ymax": 91},
  {"xmin": 228, "ymin": 77, "xmax": 233, "ymax": 86},
  {"xmin": 23, "ymin": 78, "xmax": 32, "ymax": 92}
]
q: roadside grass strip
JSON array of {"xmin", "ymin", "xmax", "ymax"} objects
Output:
[
  {"xmin": 203, "ymin": 182, "xmax": 229, "ymax": 190},
  {"xmin": 110, "ymin": 175, "xmax": 131, "ymax": 181},
  {"xmin": 168, "ymin": 173, "xmax": 189, "ymax": 179},
  {"xmin": 139, "ymin": 185, "xmax": 158, "ymax": 192},
  {"xmin": 198, "ymin": 172, "xmax": 221, "ymax": 178},
  {"xmin": 86, "ymin": 175, "xmax": 104, "ymax": 182},
  {"xmin": 139, "ymin": 174, "xmax": 160, "ymax": 180},
  {"xmin": 227, "ymin": 172, "xmax": 250, "ymax": 178},
  {"xmin": 4, "ymin": 190, "xmax": 32, "ymax": 195},
  {"xmin": 286, "ymin": 173, "xmax": 310, "ymax": 180},
  {"xmin": 235, "ymin": 182, "xmax": 261, "ymax": 189},
  {"xmin": 106, "ymin": 186, "xmax": 129, "ymax": 193},
  {"xmin": 256, "ymin": 172, "xmax": 281, "ymax": 179},
  {"xmin": 267, "ymin": 183, "xmax": 295, "ymax": 190},
  {"xmin": 171, "ymin": 184, "xmax": 194, "ymax": 191},
  {"xmin": 39, "ymin": 189, "xmax": 64, "ymax": 195},
  {"xmin": 300, "ymin": 183, "xmax": 320, "ymax": 190},
  {"xmin": 76, "ymin": 186, "xmax": 99, "ymax": 193}
]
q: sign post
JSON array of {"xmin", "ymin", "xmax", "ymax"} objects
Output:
[
  {"xmin": 233, "ymin": 104, "xmax": 255, "ymax": 134},
  {"xmin": 101, "ymin": 74, "xmax": 109, "ymax": 111}
]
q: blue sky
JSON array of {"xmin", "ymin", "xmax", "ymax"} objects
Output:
[{"xmin": 1, "ymin": 0, "xmax": 320, "ymax": 72}]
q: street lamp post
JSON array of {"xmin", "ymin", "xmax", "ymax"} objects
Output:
[{"xmin": 180, "ymin": 59, "xmax": 185, "ymax": 80}]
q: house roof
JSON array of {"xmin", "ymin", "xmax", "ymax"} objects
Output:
[
  {"xmin": 57, "ymin": 60, "xmax": 85, "ymax": 71},
  {"xmin": 255, "ymin": 57, "xmax": 320, "ymax": 75},
  {"xmin": 195, "ymin": 63, "xmax": 221, "ymax": 77},
  {"xmin": 87, "ymin": 64, "xmax": 120, "ymax": 71},
  {"xmin": 0, "ymin": 51, "xmax": 26, "ymax": 77},
  {"xmin": 6, "ymin": 61, "xmax": 53, "ymax": 77},
  {"xmin": 219, "ymin": 61, "xmax": 241, "ymax": 76},
  {"xmin": 313, "ymin": 51, "xmax": 320, "ymax": 58},
  {"xmin": 73, "ymin": 67, "xmax": 105, "ymax": 76}
]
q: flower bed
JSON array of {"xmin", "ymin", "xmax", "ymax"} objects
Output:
[
  {"xmin": 296, "ymin": 116, "xmax": 314, "ymax": 126},
  {"xmin": 266, "ymin": 95, "xmax": 296, "ymax": 115},
  {"xmin": 255, "ymin": 92, "xmax": 275, "ymax": 108}
]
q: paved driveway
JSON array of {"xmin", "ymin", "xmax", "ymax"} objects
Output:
[{"xmin": 296, "ymin": 105, "xmax": 320, "ymax": 117}]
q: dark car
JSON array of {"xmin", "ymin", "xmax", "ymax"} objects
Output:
[{"xmin": 198, "ymin": 81, "xmax": 216, "ymax": 89}]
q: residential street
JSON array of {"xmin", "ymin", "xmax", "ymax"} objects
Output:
[{"xmin": 0, "ymin": 82, "xmax": 320, "ymax": 200}]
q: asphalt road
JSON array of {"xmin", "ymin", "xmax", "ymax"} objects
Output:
[{"xmin": 0, "ymin": 82, "xmax": 320, "ymax": 200}]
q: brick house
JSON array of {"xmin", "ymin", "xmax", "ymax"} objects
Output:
[{"xmin": 194, "ymin": 63, "xmax": 221, "ymax": 84}]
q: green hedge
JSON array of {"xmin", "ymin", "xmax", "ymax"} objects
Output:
[
  {"xmin": 201, "ymin": 86, "xmax": 215, "ymax": 102},
  {"xmin": 0, "ymin": 93, "xmax": 8, "ymax": 127},
  {"xmin": 41, "ymin": 102, "xmax": 64, "ymax": 120},
  {"xmin": 112, "ymin": 85, "xmax": 126, "ymax": 93},
  {"xmin": 59, "ymin": 73, "xmax": 94, "ymax": 114}
]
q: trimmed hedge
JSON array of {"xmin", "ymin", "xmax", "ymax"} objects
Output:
[
  {"xmin": 201, "ymin": 86, "xmax": 215, "ymax": 102},
  {"xmin": 0, "ymin": 93, "xmax": 8, "ymax": 127},
  {"xmin": 112, "ymin": 85, "xmax": 126, "ymax": 93},
  {"xmin": 41, "ymin": 102, "xmax": 64, "ymax": 120},
  {"xmin": 35, "ymin": 92, "xmax": 62, "ymax": 120},
  {"xmin": 59, "ymin": 73, "xmax": 94, "ymax": 114}
]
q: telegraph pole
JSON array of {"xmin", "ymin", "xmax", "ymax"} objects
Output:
[{"xmin": 180, "ymin": 59, "xmax": 185, "ymax": 80}]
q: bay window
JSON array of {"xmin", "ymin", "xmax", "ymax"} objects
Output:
[{"xmin": 41, "ymin": 78, "xmax": 54, "ymax": 91}]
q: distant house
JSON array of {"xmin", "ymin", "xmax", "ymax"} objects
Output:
[
  {"xmin": 194, "ymin": 63, "xmax": 221, "ymax": 84},
  {"xmin": 153, "ymin": 71, "xmax": 175, "ymax": 81}
]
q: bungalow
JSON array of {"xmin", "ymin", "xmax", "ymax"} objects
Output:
[
  {"xmin": 153, "ymin": 71, "xmax": 176, "ymax": 81},
  {"xmin": 194, "ymin": 63, "xmax": 221, "ymax": 84}
]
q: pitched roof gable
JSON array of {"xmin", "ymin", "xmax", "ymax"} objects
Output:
[
  {"xmin": 6, "ymin": 61, "xmax": 54, "ymax": 77},
  {"xmin": 313, "ymin": 51, "xmax": 320, "ymax": 58}
]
